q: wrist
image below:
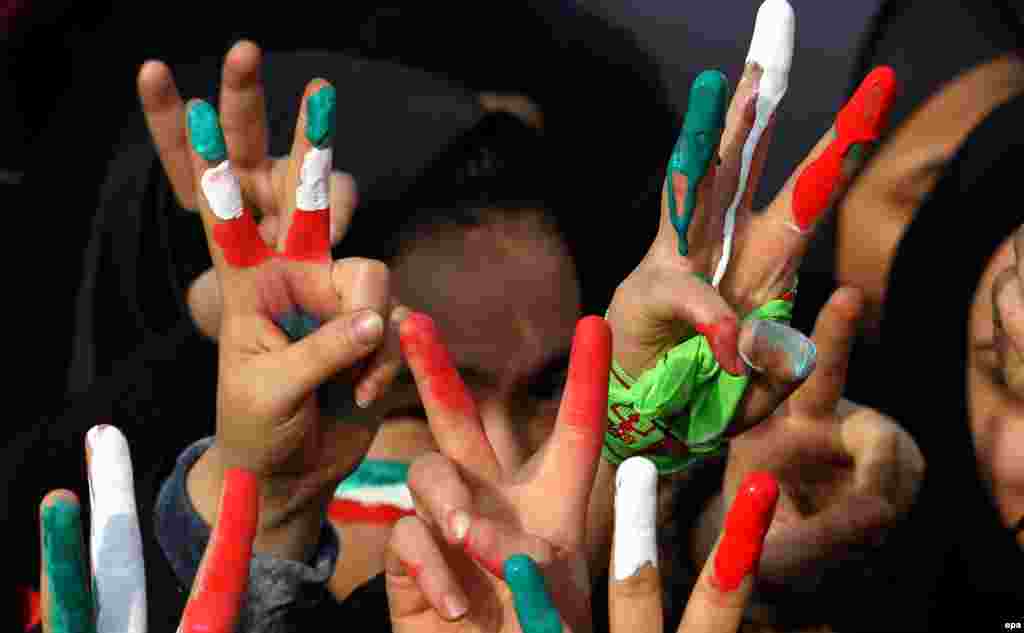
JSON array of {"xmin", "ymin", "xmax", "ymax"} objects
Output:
[{"xmin": 187, "ymin": 443, "xmax": 326, "ymax": 561}]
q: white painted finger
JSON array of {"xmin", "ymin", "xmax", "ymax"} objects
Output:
[
  {"xmin": 613, "ymin": 457, "xmax": 658, "ymax": 580},
  {"xmin": 86, "ymin": 425, "xmax": 146, "ymax": 633},
  {"xmin": 712, "ymin": 0, "xmax": 795, "ymax": 287}
]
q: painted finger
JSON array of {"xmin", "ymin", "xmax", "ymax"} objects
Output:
[
  {"xmin": 534, "ymin": 316, "xmax": 611, "ymax": 536},
  {"xmin": 711, "ymin": 0, "xmax": 794, "ymax": 287},
  {"xmin": 40, "ymin": 491, "xmax": 94, "ymax": 633},
  {"xmin": 660, "ymin": 70, "xmax": 729, "ymax": 257},
  {"xmin": 138, "ymin": 60, "xmax": 195, "ymax": 210},
  {"xmin": 506, "ymin": 554, "xmax": 565, "ymax": 633},
  {"xmin": 678, "ymin": 472, "xmax": 778, "ymax": 633},
  {"xmin": 399, "ymin": 312, "xmax": 502, "ymax": 481},
  {"xmin": 650, "ymin": 271, "xmax": 744, "ymax": 375},
  {"xmin": 178, "ymin": 468, "xmax": 259, "ymax": 633},
  {"xmin": 85, "ymin": 426, "xmax": 145, "ymax": 633},
  {"xmin": 272, "ymin": 308, "xmax": 385, "ymax": 404},
  {"xmin": 281, "ymin": 81, "xmax": 335, "ymax": 261},
  {"xmin": 385, "ymin": 516, "xmax": 470, "ymax": 622},
  {"xmin": 187, "ymin": 99, "xmax": 275, "ymax": 272},
  {"xmin": 788, "ymin": 287, "xmax": 862, "ymax": 417},
  {"xmin": 406, "ymin": 452, "xmax": 474, "ymax": 544},
  {"xmin": 609, "ymin": 458, "xmax": 662, "ymax": 633},
  {"xmin": 219, "ymin": 41, "xmax": 277, "ymax": 216},
  {"xmin": 788, "ymin": 66, "xmax": 897, "ymax": 232}
]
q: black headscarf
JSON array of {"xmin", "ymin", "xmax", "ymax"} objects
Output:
[{"xmin": 843, "ymin": 91, "xmax": 1024, "ymax": 626}]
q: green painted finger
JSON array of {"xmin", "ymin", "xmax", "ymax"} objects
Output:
[
  {"xmin": 306, "ymin": 85, "xmax": 337, "ymax": 148},
  {"xmin": 42, "ymin": 497, "xmax": 96, "ymax": 633},
  {"xmin": 186, "ymin": 100, "xmax": 228, "ymax": 162},
  {"xmin": 504, "ymin": 554, "xmax": 562, "ymax": 633},
  {"xmin": 667, "ymin": 70, "xmax": 729, "ymax": 256}
]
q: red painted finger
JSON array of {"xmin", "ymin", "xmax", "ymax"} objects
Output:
[
  {"xmin": 792, "ymin": 66, "xmax": 897, "ymax": 231},
  {"xmin": 712, "ymin": 471, "xmax": 779, "ymax": 592},
  {"xmin": 178, "ymin": 468, "xmax": 259, "ymax": 633},
  {"xmin": 398, "ymin": 312, "xmax": 502, "ymax": 481},
  {"xmin": 535, "ymin": 316, "xmax": 612, "ymax": 534},
  {"xmin": 453, "ymin": 510, "xmax": 555, "ymax": 580}
]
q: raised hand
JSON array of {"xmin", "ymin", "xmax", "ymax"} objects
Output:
[
  {"xmin": 493, "ymin": 458, "xmax": 780, "ymax": 633},
  {"xmin": 39, "ymin": 425, "xmax": 145, "ymax": 633},
  {"xmin": 137, "ymin": 41, "xmax": 361, "ymax": 342},
  {"xmin": 384, "ymin": 314, "xmax": 611, "ymax": 633},
  {"xmin": 173, "ymin": 59, "xmax": 402, "ymax": 559},
  {"xmin": 693, "ymin": 287, "xmax": 925, "ymax": 586}
]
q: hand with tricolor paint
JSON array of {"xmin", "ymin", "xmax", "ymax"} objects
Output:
[
  {"xmin": 141, "ymin": 42, "xmax": 405, "ymax": 562},
  {"xmin": 398, "ymin": 458, "xmax": 779, "ymax": 633},
  {"xmin": 692, "ymin": 287, "xmax": 923, "ymax": 592},
  {"xmin": 38, "ymin": 425, "xmax": 146, "ymax": 633},
  {"xmin": 383, "ymin": 313, "xmax": 611, "ymax": 633},
  {"xmin": 607, "ymin": 62, "xmax": 898, "ymax": 440}
]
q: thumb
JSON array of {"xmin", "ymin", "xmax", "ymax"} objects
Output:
[{"xmin": 273, "ymin": 309, "xmax": 385, "ymax": 403}]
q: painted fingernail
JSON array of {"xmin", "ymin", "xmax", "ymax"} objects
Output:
[
  {"xmin": 449, "ymin": 509, "xmax": 470, "ymax": 544},
  {"xmin": 712, "ymin": 471, "xmax": 778, "ymax": 592},
  {"xmin": 505, "ymin": 554, "xmax": 562, "ymax": 633},
  {"xmin": 352, "ymin": 311, "xmax": 384, "ymax": 346},
  {"xmin": 306, "ymin": 84, "xmax": 337, "ymax": 148},
  {"xmin": 696, "ymin": 318, "xmax": 746, "ymax": 376},
  {"xmin": 276, "ymin": 310, "xmax": 321, "ymax": 343},
  {"xmin": 187, "ymin": 100, "xmax": 228, "ymax": 162},
  {"xmin": 444, "ymin": 593, "xmax": 469, "ymax": 620},
  {"xmin": 613, "ymin": 457, "xmax": 658, "ymax": 580}
]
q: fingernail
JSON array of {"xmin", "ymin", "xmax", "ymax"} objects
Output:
[
  {"xmin": 697, "ymin": 319, "xmax": 746, "ymax": 376},
  {"xmin": 187, "ymin": 100, "xmax": 228, "ymax": 162},
  {"xmin": 712, "ymin": 471, "xmax": 779, "ymax": 592},
  {"xmin": 449, "ymin": 509, "xmax": 470, "ymax": 544},
  {"xmin": 352, "ymin": 311, "xmax": 384, "ymax": 346},
  {"xmin": 444, "ymin": 593, "xmax": 469, "ymax": 620},
  {"xmin": 505, "ymin": 554, "xmax": 562, "ymax": 633},
  {"xmin": 306, "ymin": 84, "xmax": 337, "ymax": 148}
]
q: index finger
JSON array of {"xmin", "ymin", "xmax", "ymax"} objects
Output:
[
  {"xmin": 658, "ymin": 70, "xmax": 730, "ymax": 258},
  {"xmin": 398, "ymin": 312, "xmax": 503, "ymax": 481},
  {"xmin": 186, "ymin": 99, "xmax": 275, "ymax": 280}
]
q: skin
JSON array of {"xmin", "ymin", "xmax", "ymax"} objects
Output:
[
  {"xmin": 836, "ymin": 54, "xmax": 1024, "ymax": 333},
  {"xmin": 968, "ymin": 237, "xmax": 1024, "ymax": 547},
  {"xmin": 331, "ymin": 211, "xmax": 582, "ymax": 599}
]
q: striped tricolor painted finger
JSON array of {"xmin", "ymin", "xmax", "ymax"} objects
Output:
[{"xmin": 283, "ymin": 85, "xmax": 335, "ymax": 262}]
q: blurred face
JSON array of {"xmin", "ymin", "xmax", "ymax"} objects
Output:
[
  {"xmin": 968, "ymin": 237, "xmax": 1024, "ymax": 548},
  {"xmin": 368, "ymin": 210, "xmax": 582, "ymax": 464},
  {"xmin": 836, "ymin": 55, "xmax": 1024, "ymax": 334}
]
